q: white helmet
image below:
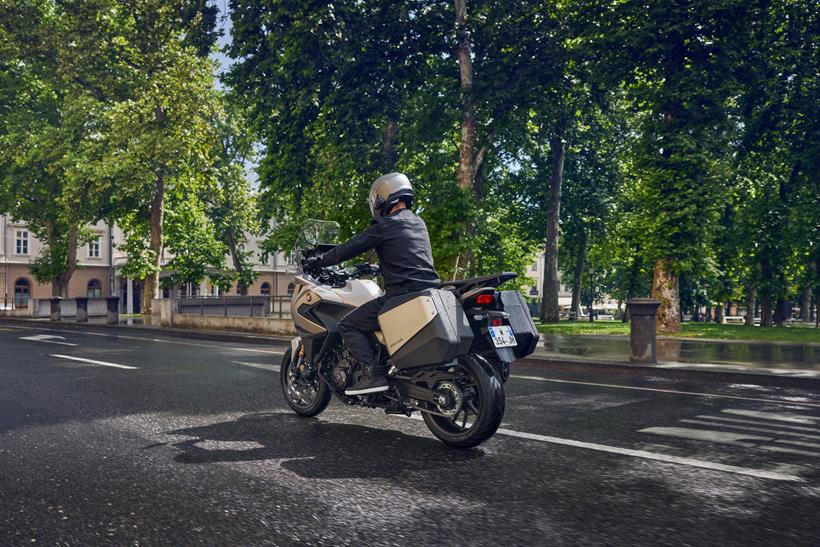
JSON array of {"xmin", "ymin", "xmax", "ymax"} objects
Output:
[{"xmin": 368, "ymin": 172, "xmax": 414, "ymax": 219}]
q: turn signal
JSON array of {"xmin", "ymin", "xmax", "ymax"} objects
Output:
[{"xmin": 475, "ymin": 294, "xmax": 494, "ymax": 306}]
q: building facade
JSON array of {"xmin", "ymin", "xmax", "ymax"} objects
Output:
[
  {"xmin": 522, "ymin": 252, "xmax": 574, "ymax": 309},
  {"xmin": 1, "ymin": 214, "xmax": 296, "ymax": 312}
]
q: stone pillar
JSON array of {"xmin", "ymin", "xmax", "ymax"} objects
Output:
[
  {"xmin": 75, "ymin": 297, "xmax": 89, "ymax": 323},
  {"xmin": 627, "ymin": 298, "xmax": 661, "ymax": 364},
  {"xmin": 105, "ymin": 296, "xmax": 120, "ymax": 325},
  {"xmin": 49, "ymin": 297, "xmax": 62, "ymax": 321},
  {"xmin": 126, "ymin": 277, "xmax": 134, "ymax": 315}
]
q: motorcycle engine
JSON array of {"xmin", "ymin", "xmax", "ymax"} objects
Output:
[{"xmin": 330, "ymin": 351, "xmax": 352, "ymax": 391}]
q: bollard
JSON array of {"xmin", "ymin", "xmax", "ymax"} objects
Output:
[
  {"xmin": 105, "ymin": 296, "xmax": 120, "ymax": 325},
  {"xmin": 75, "ymin": 297, "xmax": 89, "ymax": 323},
  {"xmin": 49, "ymin": 297, "xmax": 63, "ymax": 321},
  {"xmin": 627, "ymin": 298, "xmax": 661, "ymax": 364}
]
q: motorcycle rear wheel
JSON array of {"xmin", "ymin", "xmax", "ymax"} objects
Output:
[
  {"xmin": 422, "ymin": 354, "xmax": 505, "ymax": 448},
  {"xmin": 280, "ymin": 347, "xmax": 332, "ymax": 417}
]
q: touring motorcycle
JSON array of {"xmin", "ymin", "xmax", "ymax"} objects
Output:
[{"xmin": 280, "ymin": 220, "xmax": 539, "ymax": 448}]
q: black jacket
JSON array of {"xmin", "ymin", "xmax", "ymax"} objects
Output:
[{"xmin": 317, "ymin": 209, "xmax": 440, "ymax": 296}]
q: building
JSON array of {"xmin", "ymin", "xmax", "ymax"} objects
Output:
[
  {"xmin": 1, "ymin": 214, "xmax": 296, "ymax": 312},
  {"xmin": 523, "ymin": 252, "xmax": 574, "ymax": 309}
]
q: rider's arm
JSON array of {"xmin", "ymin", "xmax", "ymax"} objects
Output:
[{"xmin": 316, "ymin": 222, "xmax": 381, "ymax": 267}]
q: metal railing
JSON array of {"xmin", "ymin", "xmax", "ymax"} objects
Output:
[{"xmin": 177, "ymin": 295, "xmax": 292, "ymax": 319}]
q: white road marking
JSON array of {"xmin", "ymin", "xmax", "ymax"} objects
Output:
[
  {"xmin": 392, "ymin": 414, "xmax": 802, "ymax": 481},
  {"xmin": 20, "ymin": 334, "xmax": 77, "ymax": 346},
  {"xmin": 5, "ymin": 325, "xmax": 284, "ymax": 354},
  {"xmin": 231, "ymin": 361, "xmax": 280, "ymax": 372},
  {"xmin": 508, "ymin": 374, "xmax": 820, "ymax": 408},
  {"xmin": 50, "ymin": 354, "xmax": 138, "ymax": 370},
  {"xmin": 775, "ymin": 439, "xmax": 820, "ymax": 450},
  {"xmin": 722, "ymin": 409, "xmax": 819, "ymax": 425},
  {"xmin": 639, "ymin": 426, "xmax": 770, "ymax": 445},
  {"xmin": 493, "ymin": 427, "xmax": 803, "ymax": 482},
  {"xmin": 679, "ymin": 419, "xmax": 820, "ymax": 441},
  {"xmin": 695, "ymin": 415, "xmax": 820, "ymax": 433}
]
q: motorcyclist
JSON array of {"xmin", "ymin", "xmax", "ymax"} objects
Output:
[{"xmin": 304, "ymin": 173, "xmax": 440, "ymax": 395}]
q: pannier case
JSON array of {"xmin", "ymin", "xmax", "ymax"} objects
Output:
[
  {"xmin": 499, "ymin": 290, "xmax": 540, "ymax": 358},
  {"xmin": 378, "ymin": 289, "xmax": 473, "ymax": 368}
]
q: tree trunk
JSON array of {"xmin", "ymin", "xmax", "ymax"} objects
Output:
[
  {"xmin": 540, "ymin": 133, "xmax": 565, "ymax": 323},
  {"xmin": 651, "ymin": 259, "xmax": 681, "ymax": 333},
  {"xmin": 226, "ymin": 232, "xmax": 247, "ymax": 295},
  {"xmin": 380, "ymin": 119, "xmax": 399, "ymax": 172},
  {"xmin": 744, "ymin": 285, "xmax": 756, "ymax": 326},
  {"xmin": 143, "ymin": 174, "xmax": 165, "ymax": 315},
  {"xmin": 715, "ymin": 304, "xmax": 724, "ymax": 324},
  {"xmin": 773, "ymin": 296, "xmax": 786, "ymax": 327},
  {"xmin": 760, "ymin": 293, "xmax": 772, "ymax": 327},
  {"xmin": 454, "ymin": 0, "xmax": 475, "ymax": 193},
  {"xmin": 799, "ymin": 283, "xmax": 811, "ymax": 323},
  {"xmin": 569, "ymin": 228, "xmax": 587, "ymax": 320}
]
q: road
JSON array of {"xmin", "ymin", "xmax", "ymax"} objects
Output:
[{"xmin": 1, "ymin": 324, "xmax": 819, "ymax": 546}]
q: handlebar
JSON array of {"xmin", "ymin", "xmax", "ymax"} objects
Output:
[{"xmin": 301, "ymin": 254, "xmax": 380, "ymax": 286}]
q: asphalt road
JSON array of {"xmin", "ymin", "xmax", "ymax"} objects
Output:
[{"xmin": 1, "ymin": 324, "xmax": 819, "ymax": 546}]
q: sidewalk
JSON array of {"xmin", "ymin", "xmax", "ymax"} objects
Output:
[{"xmin": 2, "ymin": 317, "xmax": 819, "ymax": 385}]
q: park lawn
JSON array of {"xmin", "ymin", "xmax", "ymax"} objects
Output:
[{"xmin": 535, "ymin": 320, "xmax": 820, "ymax": 344}]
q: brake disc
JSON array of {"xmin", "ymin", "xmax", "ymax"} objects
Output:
[{"xmin": 434, "ymin": 381, "xmax": 464, "ymax": 418}]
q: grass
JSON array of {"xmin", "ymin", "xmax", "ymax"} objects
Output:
[{"xmin": 535, "ymin": 319, "xmax": 820, "ymax": 344}]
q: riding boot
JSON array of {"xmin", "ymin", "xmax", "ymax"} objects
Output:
[{"xmin": 345, "ymin": 363, "xmax": 389, "ymax": 395}]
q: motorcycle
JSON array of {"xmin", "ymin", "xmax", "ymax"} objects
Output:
[{"xmin": 280, "ymin": 220, "xmax": 539, "ymax": 448}]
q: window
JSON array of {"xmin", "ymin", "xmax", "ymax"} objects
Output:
[
  {"xmin": 530, "ymin": 286, "xmax": 538, "ymax": 296},
  {"xmin": 14, "ymin": 278, "xmax": 30, "ymax": 307},
  {"xmin": 287, "ymin": 282, "xmax": 295, "ymax": 296},
  {"xmin": 260, "ymin": 282, "xmax": 271, "ymax": 296},
  {"xmin": 88, "ymin": 236, "xmax": 101, "ymax": 258},
  {"xmin": 531, "ymin": 262, "xmax": 538, "ymax": 271},
  {"xmin": 87, "ymin": 279, "xmax": 102, "ymax": 298},
  {"xmin": 15, "ymin": 230, "xmax": 28, "ymax": 255}
]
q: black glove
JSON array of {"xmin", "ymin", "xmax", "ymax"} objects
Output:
[{"xmin": 303, "ymin": 255, "xmax": 324, "ymax": 270}]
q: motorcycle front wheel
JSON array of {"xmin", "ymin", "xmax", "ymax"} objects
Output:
[
  {"xmin": 280, "ymin": 347, "xmax": 332, "ymax": 417},
  {"xmin": 422, "ymin": 354, "xmax": 505, "ymax": 448}
]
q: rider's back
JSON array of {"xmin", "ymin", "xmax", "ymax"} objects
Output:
[{"xmin": 375, "ymin": 209, "xmax": 440, "ymax": 296}]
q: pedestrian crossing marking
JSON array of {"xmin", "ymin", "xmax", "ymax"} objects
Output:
[{"xmin": 639, "ymin": 407, "xmax": 820, "ymax": 463}]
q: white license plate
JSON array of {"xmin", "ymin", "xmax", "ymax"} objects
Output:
[{"xmin": 488, "ymin": 326, "xmax": 518, "ymax": 348}]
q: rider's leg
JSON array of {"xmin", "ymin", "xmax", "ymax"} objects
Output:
[{"xmin": 339, "ymin": 297, "xmax": 388, "ymax": 395}]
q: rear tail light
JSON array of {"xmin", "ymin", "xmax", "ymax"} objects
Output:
[
  {"xmin": 491, "ymin": 318, "xmax": 503, "ymax": 326},
  {"xmin": 475, "ymin": 294, "xmax": 494, "ymax": 306}
]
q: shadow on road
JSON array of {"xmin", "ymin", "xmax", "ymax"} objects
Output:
[{"xmin": 165, "ymin": 412, "xmax": 485, "ymax": 479}]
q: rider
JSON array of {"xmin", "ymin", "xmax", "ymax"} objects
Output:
[{"xmin": 305, "ymin": 173, "xmax": 440, "ymax": 395}]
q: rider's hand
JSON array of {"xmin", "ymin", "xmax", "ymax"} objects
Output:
[{"xmin": 303, "ymin": 255, "xmax": 323, "ymax": 270}]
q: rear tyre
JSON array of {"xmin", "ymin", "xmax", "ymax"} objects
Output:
[
  {"xmin": 280, "ymin": 347, "xmax": 332, "ymax": 417},
  {"xmin": 422, "ymin": 354, "xmax": 505, "ymax": 448}
]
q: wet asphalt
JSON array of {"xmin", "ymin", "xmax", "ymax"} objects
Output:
[{"xmin": 0, "ymin": 324, "xmax": 819, "ymax": 546}]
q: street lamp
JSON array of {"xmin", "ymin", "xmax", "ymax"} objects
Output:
[{"xmin": 588, "ymin": 263, "xmax": 594, "ymax": 323}]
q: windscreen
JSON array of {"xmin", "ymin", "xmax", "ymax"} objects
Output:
[{"xmin": 294, "ymin": 219, "xmax": 340, "ymax": 272}]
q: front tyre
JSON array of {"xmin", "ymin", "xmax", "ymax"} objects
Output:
[
  {"xmin": 422, "ymin": 354, "xmax": 505, "ymax": 448},
  {"xmin": 280, "ymin": 347, "xmax": 332, "ymax": 417}
]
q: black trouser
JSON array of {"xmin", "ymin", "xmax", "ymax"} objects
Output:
[{"xmin": 338, "ymin": 296, "xmax": 386, "ymax": 372}]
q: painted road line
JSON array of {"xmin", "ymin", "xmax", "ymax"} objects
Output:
[
  {"xmin": 721, "ymin": 409, "xmax": 819, "ymax": 425},
  {"xmin": 392, "ymin": 414, "xmax": 803, "ymax": 481},
  {"xmin": 679, "ymin": 419, "xmax": 820, "ymax": 441},
  {"xmin": 4, "ymin": 325, "xmax": 285, "ymax": 354},
  {"xmin": 508, "ymin": 374, "xmax": 820, "ymax": 408},
  {"xmin": 20, "ymin": 334, "xmax": 78, "ymax": 346},
  {"xmin": 640, "ymin": 426, "xmax": 820, "ymax": 459},
  {"xmin": 231, "ymin": 361, "xmax": 280, "ymax": 372},
  {"xmin": 50, "ymin": 354, "xmax": 138, "ymax": 370},
  {"xmin": 695, "ymin": 415, "xmax": 820, "ymax": 432},
  {"xmin": 639, "ymin": 426, "xmax": 768, "ymax": 445},
  {"xmin": 493, "ymin": 427, "xmax": 803, "ymax": 482}
]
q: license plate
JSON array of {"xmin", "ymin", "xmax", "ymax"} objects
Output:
[{"xmin": 488, "ymin": 326, "xmax": 517, "ymax": 348}]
